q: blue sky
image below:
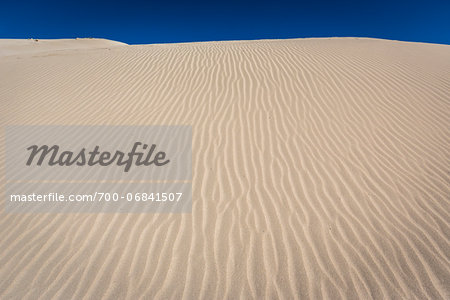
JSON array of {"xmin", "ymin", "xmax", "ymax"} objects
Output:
[{"xmin": 1, "ymin": 0, "xmax": 449, "ymax": 45}]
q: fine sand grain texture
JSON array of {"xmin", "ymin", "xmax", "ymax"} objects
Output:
[{"xmin": 0, "ymin": 37, "xmax": 449, "ymax": 299}]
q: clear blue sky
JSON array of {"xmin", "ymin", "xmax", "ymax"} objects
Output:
[{"xmin": 1, "ymin": 0, "xmax": 449, "ymax": 45}]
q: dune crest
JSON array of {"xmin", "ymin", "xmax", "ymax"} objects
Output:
[
  {"xmin": 0, "ymin": 37, "xmax": 449, "ymax": 299},
  {"xmin": 0, "ymin": 38, "xmax": 126, "ymax": 57}
]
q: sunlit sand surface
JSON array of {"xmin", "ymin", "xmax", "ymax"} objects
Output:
[{"xmin": 0, "ymin": 37, "xmax": 449, "ymax": 299}]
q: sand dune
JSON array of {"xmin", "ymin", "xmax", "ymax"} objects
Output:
[
  {"xmin": 0, "ymin": 37, "xmax": 449, "ymax": 299},
  {"xmin": 0, "ymin": 38, "xmax": 126, "ymax": 57}
]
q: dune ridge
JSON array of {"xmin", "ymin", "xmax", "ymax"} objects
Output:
[{"xmin": 0, "ymin": 37, "xmax": 449, "ymax": 299}]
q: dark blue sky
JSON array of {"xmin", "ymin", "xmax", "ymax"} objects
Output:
[{"xmin": 1, "ymin": 0, "xmax": 449, "ymax": 45}]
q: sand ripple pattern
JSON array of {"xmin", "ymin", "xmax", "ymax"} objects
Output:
[{"xmin": 0, "ymin": 38, "xmax": 449, "ymax": 299}]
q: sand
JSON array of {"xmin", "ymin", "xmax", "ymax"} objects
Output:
[{"xmin": 0, "ymin": 37, "xmax": 449, "ymax": 299}]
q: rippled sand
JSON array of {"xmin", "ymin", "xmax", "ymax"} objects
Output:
[{"xmin": 0, "ymin": 37, "xmax": 449, "ymax": 299}]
